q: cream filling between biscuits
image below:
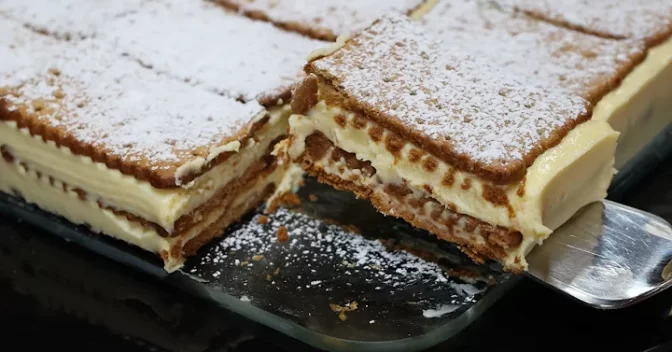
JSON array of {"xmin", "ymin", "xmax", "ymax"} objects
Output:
[
  {"xmin": 0, "ymin": 154, "xmax": 287, "ymax": 272},
  {"xmin": 0, "ymin": 105, "xmax": 290, "ymax": 233},
  {"xmin": 593, "ymin": 36, "xmax": 672, "ymax": 168},
  {"xmin": 288, "ymin": 103, "xmax": 618, "ymax": 269}
]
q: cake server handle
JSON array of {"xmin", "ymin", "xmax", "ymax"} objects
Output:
[{"xmin": 526, "ymin": 200, "xmax": 672, "ymax": 309}]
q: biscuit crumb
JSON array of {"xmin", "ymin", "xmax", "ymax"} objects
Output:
[
  {"xmin": 257, "ymin": 215, "xmax": 269, "ymax": 224},
  {"xmin": 329, "ymin": 301, "xmax": 359, "ymax": 321},
  {"xmin": 266, "ymin": 192, "xmax": 302, "ymax": 213},
  {"xmin": 277, "ymin": 226, "xmax": 289, "ymax": 243},
  {"xmin": 252, "ymin": 255, "xmax": 265, "ymax": 262},
  {"xmin": 308, "ymin": 193, "xmax": 318, "ymax": 201}
]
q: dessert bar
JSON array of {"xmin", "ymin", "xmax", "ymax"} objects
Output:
[
  {"xmin": 286, "ymin": 14, "xmax": 620, "ymax": 272},
  {"xmin": 499, "ymin": 0, "xmax": 672, "ymax": 167},
  {"xmin": 215, "ymin": 0, "xmax": 433, "ymax": 40},
  {"xmin": 0, "ymin": 21, "xmax": 287, "ymax": 272}
]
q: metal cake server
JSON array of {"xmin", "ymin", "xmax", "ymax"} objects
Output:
[{"xmin": 527, "ymin": 200, "xmax": 672, "ymax": 309}]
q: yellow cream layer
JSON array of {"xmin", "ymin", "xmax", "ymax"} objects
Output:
[
  {"xmin": 593, "ymin": 36, "xmax": 672, "ymax": 168},
  {"xmin": 0, "ymin": 105, "xmax": 290, "ymax": 233},
  {"xmin": 0, "ymin": 154, "xmax": 287, "ymax": 272},
  {"xmin": 288, "ymin": 103, "xmax": 618, "ymax": 260}
]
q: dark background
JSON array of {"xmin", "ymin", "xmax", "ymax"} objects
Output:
[{"xmin": 1, "ymin": 158, "xmax": 672, "ymax": 352}]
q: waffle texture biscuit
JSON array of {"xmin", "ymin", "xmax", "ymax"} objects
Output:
[{"xmin": 216, "ymin": 0, "xmax": 431, "ymax": 40}]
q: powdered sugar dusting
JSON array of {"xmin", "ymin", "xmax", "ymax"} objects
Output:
[
  {"xmin": 503, "ymin": 0, "xmax": 672, "ymax": 43},
  {"xmin": 1, "ymin": 24, "xmax": 265, "ymax": 175},
  {"xmin": 313, "ymin": 14, "xmax": 588, "ymax": 168},
  {"xmin": 0, "ymin": 0, "xmax": 153, "ymax": 39},
  {"xmin": 421, "ymin": 0, "xmax": 645, "ymax": 101},
  {"xmin": 221, "ymin": 0, "xmax": 427, "ymax": 39},
  {"xmin": 188, "ymin": 207, "xmax": 490, "ymax": 294},
  {"xmin": 0, "ymin": 20, "xmax": 62, "ymax": 84},
  {"xmin": 99, "ymin": 0, "xmax": 325, "ymax": 103}
]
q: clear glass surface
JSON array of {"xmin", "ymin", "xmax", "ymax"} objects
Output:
[{"xmin": 0, "ymin": 178, "xmax": 518, "ymax": 352}]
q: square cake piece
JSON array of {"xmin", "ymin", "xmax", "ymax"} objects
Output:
[
  {"xmin": 215, "ymin": 0, "xmax": 432, "ymax": 40},
  {"xmin": 0, "ymin": 21, "xmax": 289, "ymax": 272},
  {"xmin": 285, "ymin": 14, "xmax": 620, "ymax": 272}
]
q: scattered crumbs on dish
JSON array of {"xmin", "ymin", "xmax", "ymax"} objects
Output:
[
  {"xmin": 186, "ymin": 208, "xmax": 490, "ymax": 297},
  {"xmin": 240, "ymin": 295, "xmax": 251, "ymax": 302},
  {"xmin": 188, "ymin": 207, "xmax": 490, "ymax": 311}
]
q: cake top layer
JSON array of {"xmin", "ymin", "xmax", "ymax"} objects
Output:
[
  {"xmin": 100, "ymin": 0, "xmax": 324, "ymax": 105},
  {"xmin": 0, "ymin": 22, "xmax": 265, "ymax": 189},
  {"xmin": 217, "ymin": 0, "xmax": 429, "ymax": 40},
  {"xmin": 0, "ymin": 0, "xmax": 152, "ymax": 39},
  {"xmin": 503, "ymin": 0, "xmax": 672, "ymax": 46},
  {"xmin": 420, "ymin": 0, "xmax": 645, "ymax": 103},
  {"xmin": 308, "ymin": 14, "xmax": 590, "ymax": 183}
]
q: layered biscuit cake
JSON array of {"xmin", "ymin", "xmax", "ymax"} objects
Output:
[
  {"xmin": 215, "ymin": 0, "xmax": 433, "ymax": 40},
  {"xmin": 0, "ymin": 1, "xmax": 322, "ymax": 272},
  {"xmin": 285, "ymin": 15, "xmax": 622, "ymax": 272},
  {"xmin": 497, "ymin": 0, "xmax": 672, "ymax": 167}
]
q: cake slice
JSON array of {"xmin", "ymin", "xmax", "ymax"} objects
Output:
[
  {"xmin": 492, "ymin": 0, "xmax": 672, "ymax": 167},
  {"xmin": 285, "ymin": 14, "xmax": 620, "ymax": 272},
  {"xmin": 215, "ymin": 0, "xmax": 433, "ymax": 40},
  {"xmin": 0, "ymin": 21, "xmax": 288, "ymax": 272}
]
